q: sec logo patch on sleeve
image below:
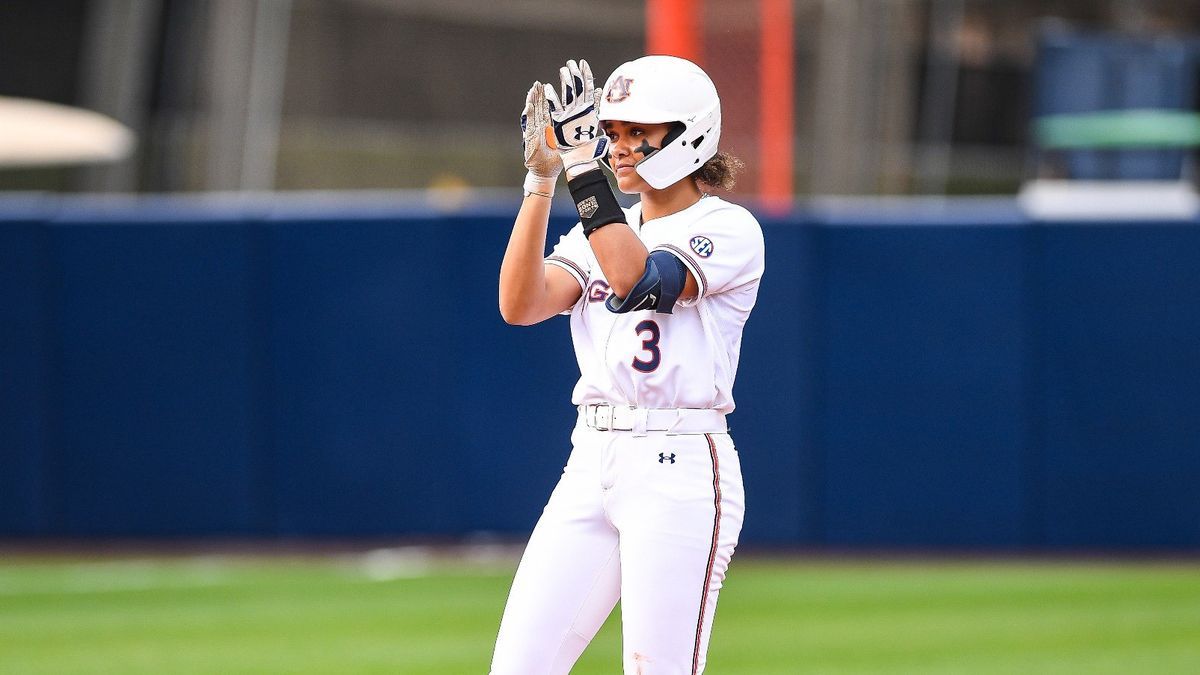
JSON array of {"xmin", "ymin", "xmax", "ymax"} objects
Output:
[{"xmin": 689, "ymin": 235, "xmax": 714, "ymax": 258}]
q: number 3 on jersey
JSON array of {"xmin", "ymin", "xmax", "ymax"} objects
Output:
[{"xmin": 632, "ymin": 320, "xmax": 661, "ymax": 373}]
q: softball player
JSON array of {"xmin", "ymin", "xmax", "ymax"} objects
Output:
[{"xmin": 493, "ymin": 55, "xmax": 764, "ymax": 675}]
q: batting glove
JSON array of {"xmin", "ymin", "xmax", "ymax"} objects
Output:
[
  {"xmin": 521, "ymin": 81, "xmax": 561, "ymax": 198},
  {"xmin": 546, "ymin": 59, "xmax": 608, "ymax": 180}
]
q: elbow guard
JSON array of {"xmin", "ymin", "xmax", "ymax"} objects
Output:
[{"xmin": 606, "ymin": 250, "xmax": 687, "ymax": 314}]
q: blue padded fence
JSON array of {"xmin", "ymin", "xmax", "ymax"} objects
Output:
[{"xmin": 2, "ymin": 195, "xmax": 1198, "ymax": 549}]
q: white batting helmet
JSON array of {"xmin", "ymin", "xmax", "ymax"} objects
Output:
[{"xmin": 598, "ymin": 55, "xmax": 721, "ymax": 189}]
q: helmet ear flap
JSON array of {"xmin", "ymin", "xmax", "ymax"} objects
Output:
[
  {"xmin": 660, "ymin": 122, "xmax": 686, "ymax": 150},
  {"xmin": 633, "ymin": 108, "xmax": 720, "ymax": 189},
  {"xmin": 631, "ymin": 122, "xmax": 684, "ymax": 166}
]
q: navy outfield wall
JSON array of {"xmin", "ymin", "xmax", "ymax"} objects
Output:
[{"xmin": 1, "ymin": 194, "xmax": 1197, "ymax": 549}]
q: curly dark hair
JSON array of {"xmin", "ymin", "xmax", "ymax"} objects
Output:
[{"xmin": 691, "ymin": 151, "xmax": 745, "ymax": 191}]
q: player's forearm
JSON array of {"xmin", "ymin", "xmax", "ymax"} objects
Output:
[
  {"xmin": 503, "ymin": 73, "xmax": 567, "ymax": 325},
  {"xmin": 499, "ymin": 196, "xmax": 554, "ymax": 325},
  {"xmin": 587, "ymin": 222, "xmax": 648, "ymax": 299}
]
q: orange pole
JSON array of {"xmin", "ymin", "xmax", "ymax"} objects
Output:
[
  {"xmin": 759, "ymin": 0, "xmax": 793, "ymax": 212},
  {"xmin": 646, "ymin": 0, "xmax": 701, "ymax": 62}
]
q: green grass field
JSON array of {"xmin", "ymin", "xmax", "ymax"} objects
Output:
[{"xmin": 1, "ymin": 551, "xmax": 1197, "ymax": 674}]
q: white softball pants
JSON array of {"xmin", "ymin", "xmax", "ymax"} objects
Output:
[{"xmin": 490, "ymin": 418, "xmax": 745, "ymax": 675}]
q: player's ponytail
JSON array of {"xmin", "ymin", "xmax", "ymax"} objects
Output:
[{"xmin": 693, "ymin": 151, "xmax": 744, "ymax": 191}]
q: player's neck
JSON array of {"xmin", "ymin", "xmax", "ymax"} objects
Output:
[{"xmin": 639, "ymin": 179, "xmax": 704, "ymax": 223}]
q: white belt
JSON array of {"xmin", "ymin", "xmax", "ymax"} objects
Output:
[{"xmin": 579, "ymin": 403, "xmax": 727, "ymax": 435}]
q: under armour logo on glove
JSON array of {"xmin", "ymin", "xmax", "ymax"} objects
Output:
[
  {"xmin": 574, "ymin": 126, "xmax": 597, "ymax": 141},
  {"xmin": 658, "ymin": 452, "xmax": 676, "ymax": 464}
]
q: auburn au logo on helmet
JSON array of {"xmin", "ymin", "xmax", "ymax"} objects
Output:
[{"xmin": 605, "ymin": 76, "xmax": 633, "ymax": 103}]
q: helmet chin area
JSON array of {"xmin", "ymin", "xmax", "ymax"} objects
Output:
[{"xmin": 634, "ymin": 151, "xmax": 682, "ymax": 190}]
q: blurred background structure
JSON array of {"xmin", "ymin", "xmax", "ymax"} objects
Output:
[
  {"xmin": 2, "ymin": 0, "xmax": 1200, "ymax": 196},
  {"xmin": 2, "ymin": 0, "xmax": 1200, "ymax": 552}
]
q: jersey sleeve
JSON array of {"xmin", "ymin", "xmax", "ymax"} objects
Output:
[
  {"xmin": 651, "ymin": 204, "xmax": 764, "ymax": 305},
  {"xmin": 544, "ymin": 222, "xmax": 591, "ymax": 291}
]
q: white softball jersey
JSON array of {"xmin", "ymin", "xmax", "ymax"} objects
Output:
[{"xmin": 545, "ymin": 195, "xmax": 765, "ymax": 413}]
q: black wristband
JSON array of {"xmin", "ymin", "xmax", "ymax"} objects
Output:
[{"xmin": 566, "ymin": 170, "xmax": 625, "ymax": 238}]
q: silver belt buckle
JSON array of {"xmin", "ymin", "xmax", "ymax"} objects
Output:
[{"xmin": 592, "ymin": 404, "xmax": 612, "ymax": 431}]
